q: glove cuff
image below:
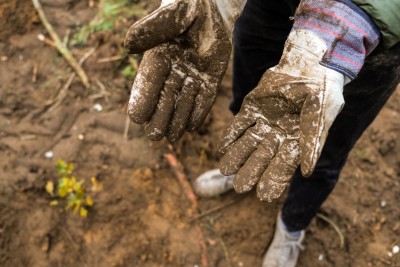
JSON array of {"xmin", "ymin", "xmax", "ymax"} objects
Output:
[
  {"xmin": 292, "ymin": 0, "xmax": 380, "ymax": 80},
  {"xmin": 215, "ymin": 0, "xmax": 247, "ymax": 33}
]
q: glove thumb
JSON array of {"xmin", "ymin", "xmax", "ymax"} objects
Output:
[
  {"xmin": 299, "ymin": 74, "xmax": 344, "ymax": 177},
  {"xmin": 124, "ymin": 0, "xmax": 198, "ymax": 54}
]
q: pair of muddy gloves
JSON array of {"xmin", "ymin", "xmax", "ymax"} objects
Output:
[{"xmin": 125, "ymin": 0, "xmax": 380, "ymax": 202}]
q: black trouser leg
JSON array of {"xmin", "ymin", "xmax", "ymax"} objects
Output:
[
  {"xmin": 232, "ymin": 0, "xmax": 400, "ymax": 232},
  {"xmin": 231, "ymin": 0, "xmax": 297, "ymax": 114}
]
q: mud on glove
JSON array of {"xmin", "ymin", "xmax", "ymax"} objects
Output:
[{"xmin": 125, "ymin": 0, "xmax": 246, "ymax": 141}]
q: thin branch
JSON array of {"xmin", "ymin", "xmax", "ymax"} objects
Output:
[
  {"xmin": 97, "ymin": 55, "xmax": 124, "ymax": 63},
  {"xmin": 164, "ymin": 152, "xmax": 209, "ymax": 266},
  {"xmin": 316, "ymin": 213, "xmax": 345, "ymax": 248},
  {"xmin": 164, "ymin": 153, "xmax": 199, "ymax": 209},
  {"xmin": 189, "ymin": 196, "xmax": 245, "ymax": 223},
  {"xmin": 32, "ymin": 0, "xmax": 90, "ymax": 88},
  {"xmin": 123, "ymin": 116, "xmax": 130, "ymax": 140},
  {"xmin": 46, "ymin": 48, "xmax": 96, "ymax": 112},
  {"xmin": 59, "ymin": 227, "xmax": 88, "ymax": 267},
  {"xmin": 47, "ymin": 73, "xmax": 76, "ymax": 112}
]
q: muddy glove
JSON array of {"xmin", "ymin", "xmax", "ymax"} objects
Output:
[
  {"xmin": 125, "ymin": 0, "xmax": 246, "ymax": 141},
  {"xmin": 218, "ymin": 0, "xmax": 380, "ymax": 202}
]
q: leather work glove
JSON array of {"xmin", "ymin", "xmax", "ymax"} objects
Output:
[
  {"xmin": 218, "ymin": 0, "xmax": 381, "ymax": 202},
  {"xmin": 125, "ymin": 0, "xmax": 246, "ymax": 141},
  {"xmin": 218, "ymin": 29, "xmax": 346, "ymax": 202}
]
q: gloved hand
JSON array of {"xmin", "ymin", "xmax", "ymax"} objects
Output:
[
  {"xmin": 125, "ymin": 0, "xmax": 246, "ymax": 141},
  {"xmin": 218, "ymin": 0, "xmax": 380, "ymax": 202},
  {"xmin": 218, "ymin": 29, "xmax": 346, "ymax": 202}
]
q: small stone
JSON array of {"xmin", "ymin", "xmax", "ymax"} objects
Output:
[
  {"xmin": 393, "ymin": 245, "xmax": 399, "ymax": 254},
  {"xmin": 44, "ymin": 151, "xmax": 54, "ymax": 158},
  {"xmin": 380, "ymin": 200, "xmax": 387, "ymax": 208},
  {"xmin": 1, "ymin": 56, "xmax": 7, "ymax": 61},
  {"xmin": 318, "ymin": 254, "xmax": 324, "ymax": 261},
  {"xmin": 41, "ymin": 236, "xmax": 50, "ymax": 252},
  {"xmin": 78, "ymin": 134, "xmax": 85, "ymax": 140},
  {"xmin": 93, "ymin": 103, "xmax": 103, "ymax": 112}
]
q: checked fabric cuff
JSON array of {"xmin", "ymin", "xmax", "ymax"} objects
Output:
[{"xmin": 292, "ymin": 0, "xmax": 381, "ymax": 79}]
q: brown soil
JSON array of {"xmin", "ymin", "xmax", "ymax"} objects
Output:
[
  {"xmin": 0, "ymin": 1, "xmax": 399, "ymax": 267},
  {"xmin": 0, "ymin": 0, "xmax": 38, "ymax": 42}
]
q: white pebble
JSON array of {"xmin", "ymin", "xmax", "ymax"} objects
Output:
[
  {"xmin": 93, "ymin": 103, "xmax": 103, "ymax": 112},
  {"xmin": 44, "ymin": 151, "xmax": 54, "ymax": 158},
  {"xmin": 388, "ymin": 252, "xmax": 393, "ymax": 257},
  {"xmin": 393, "ymin": 245, "xmax": 399, "ymax": 254},
  {"xmin": 380, "ymin": 200, "xmax": 387, "ymax": 208},
  {"xmin": 78, "ymin": 134, "xmax": 85, "ymax": 140},
  {"xmin": 318, "ymin": 254, "xmax": 324, "ymax": 261}
]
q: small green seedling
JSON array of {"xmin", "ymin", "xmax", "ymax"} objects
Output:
[
  {"xmin": 71, "ymin": 0, "xmax": 146, "ymax": 46},
  {"xmin": 46, "ymin": 160, "xmax": 103, "ymax": 218}
]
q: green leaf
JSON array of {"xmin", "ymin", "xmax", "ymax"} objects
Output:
[
  {"xmin": 80, "ymin": 207, "xmax": 88, "ymax": 218},
  {"xmin": 86, "ymin": 196, "xmax": 93, "ymax": 206},
  {"xmin": 56, "ymin": 160, "xmax": 74, "ymax": 176},
  {"xmin": 93, "ymin": 20, "xmax": 114, "ymax": 32},
  {"xmin": 122, "ymin": 65, "xmax": 137, "ymax": 79},
  {"xmin": 45, "ymin": 181, "xmax": 54, "ymax": 196}
]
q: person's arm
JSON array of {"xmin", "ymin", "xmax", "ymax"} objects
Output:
[
  {"xmin": 218, "ymin": 0, "xmax": 380, "ymax": 202},
  {"xmin": 125, "ymin": 0, "xmax": 247, "ymax": 141}
]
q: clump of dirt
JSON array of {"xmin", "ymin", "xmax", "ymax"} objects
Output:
[{"xmin": 0, "ymin": 0, "xmax": 38, "ymax": 41}]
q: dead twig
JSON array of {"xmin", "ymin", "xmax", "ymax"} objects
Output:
[
  {"xmin": 189, "ymin": 196, "xmax": 245, "ymax": 223},
  {"xmin": 46, "ymin": 73, "xmax": 76, "ymax": 112},
  {"xmin": 95, "ymin": 79, "xmax": 110, "ymax": 102},
  {"xmin": 316, "ymin": 213, "xmax": 345, "ymax": 249},
  {"xmin": 32, "ymin": 63, "xmax": 38, "ymax": 83},
  {"xmin": 60, "ymin": 227, "xmax": 88, "ymax": 267},
  {"xmin": 164, "ymin": 152, "xmax": 208, "ymax": 266},
  {"xmin": 32, "ymin": 0, "xmax": 90, "ymax": 88},
  {"xmin": 39, "ymin": 108, "xmax": 85, "ymax": 156},
  {"xmin": 123, "ymin": 116, "xmax": 130, "ymax": 140},
  {"xmin": 37, "ymin": 33, "xmax": 57, "ymax": 48},
  {"xmin": 97, "ymin": 55, "xmax": 124, "ymax": 63},
  {"xmin": 205, "ymin": 217, "xmax": 233, "ymax": 267},
  {"xmin": 46, "ymin": 48, "xmax": 96, "ymax": 112},
  {"xmin": 164, "ymin": 153, "xmax": 198, "ymax": 209}
]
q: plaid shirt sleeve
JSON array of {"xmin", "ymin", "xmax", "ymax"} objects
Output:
[{"xmin": 292, "ymin": 0, "xmax": 381, "ymax": 79}]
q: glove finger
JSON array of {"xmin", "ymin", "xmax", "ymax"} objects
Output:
[
  {"xmin": 233, "ymin": 135, "xmax": 279, "ymax": 193},
  {"xmin": 299, "ymin": 89, "xmax": 344, "ymax": 177},
  {"xmin": 257, "ymin": 139, "xmax": 299, "ymax": 202},
  {"xmin": 128, "ymin": 50, "xmax": 170, "ymax": 124},
  {"xmin": 186, "ymin": 83, "xmax": 216, "ymax": 132},
  {"xmin": 167, "ymin": 77, "xmax": 200, "ymax": 142},
  {"xmin": 124, "ymin": 1, "xmax": 196, "ymax": 54},
  {"xmin": 145, "ymin": 66, "xmax": 186, "ymax": 140},
  {"xmin": 219, "ymin": 121, "xmax": 271, "ymax": 175},
  {"xmin": 217, "ymin": 105, "xmax": 256, "ymax": 154}
]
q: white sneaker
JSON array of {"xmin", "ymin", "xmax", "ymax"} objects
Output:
[
  {"xmin": 262, "ymin": 213, "xmax": 305, "ymax": 267},
  {"xmin": 192, "ymin": 169, "xmax": 235, "ymax": 197}
]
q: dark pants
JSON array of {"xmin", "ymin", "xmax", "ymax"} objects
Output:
[{"xmin": 232, "ymin": 0, "xmax": 400, "ymax": 231}]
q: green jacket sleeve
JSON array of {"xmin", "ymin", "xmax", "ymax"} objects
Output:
[{"xmin": 352, "ymin": 0, "xmax": 400, "ymax": 48}]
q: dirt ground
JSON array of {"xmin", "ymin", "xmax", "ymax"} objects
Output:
[{"xmin": 0, "ymin": 1, "xmax": 399, "ymax": 267}]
